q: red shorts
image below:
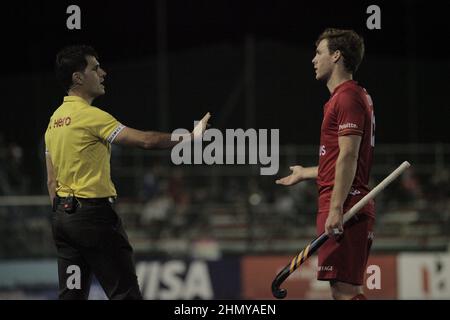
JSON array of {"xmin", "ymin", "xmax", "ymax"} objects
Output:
[{"xmin": 316, "ymin": 212, "xmax": 374, "ymax": 285}]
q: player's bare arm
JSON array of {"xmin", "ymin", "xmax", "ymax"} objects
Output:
[
  {"xmin": 275, "ymin": 165, "xmax": 318, "ymax": 186},
  {"xmin": 45, "ymin": 152, "xmax": 57, "ymax": 205},
  {"xmin": 114, "ymin": 112, "xmax": 211, "ymax": 149},
  {"xmin": 325, "ymin": 135, "xmax": 361, "ymax": 237}
]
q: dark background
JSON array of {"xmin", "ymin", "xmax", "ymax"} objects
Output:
[{"xmin": 0, "ymin": 0, "xmax": 449, "ymax": 188}]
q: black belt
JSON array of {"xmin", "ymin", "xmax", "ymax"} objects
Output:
[{"xmin": 56, "ymin": 196, "xmax": 116, "ymax": 205}]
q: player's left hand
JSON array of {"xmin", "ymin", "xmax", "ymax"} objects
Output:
[{"xmin": 325, "ymin": 207, "xmax": 344, "ymax": 238}]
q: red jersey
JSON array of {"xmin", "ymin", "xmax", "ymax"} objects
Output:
[{"xmin": 317, "ymin": 80, "xmax": 375, "ymax": 218}]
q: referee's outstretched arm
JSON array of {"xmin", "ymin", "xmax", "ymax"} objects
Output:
[{"xmin": 113, "ymin": 112, "xmax": 211, "ymax": 149}]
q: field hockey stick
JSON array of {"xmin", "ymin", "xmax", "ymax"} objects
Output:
[{"xmin": 271, "ymin": 161, "xmax": 411, "ymax": 299}]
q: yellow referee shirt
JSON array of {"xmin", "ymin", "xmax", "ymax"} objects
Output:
[{"xmin": 44, "ymin": 96, "xmax": 125, "ymax": 198}]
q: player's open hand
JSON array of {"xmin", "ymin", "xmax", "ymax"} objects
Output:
[
  {"xmin": 192, "ymin": 112, "xmax": 211, "ymax": 140},
  {"xmin": 275, "ymin": 166, "xmax": 306, "ymax": 186}
]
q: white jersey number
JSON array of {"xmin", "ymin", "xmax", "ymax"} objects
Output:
[{"xmin": 366, "ymin": 93, "xmax": 375, "ymax": 147}]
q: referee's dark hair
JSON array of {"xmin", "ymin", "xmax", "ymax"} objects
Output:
[{"xmin": 55, "ymin": 45, "xmax": 99, "ymax": 93}]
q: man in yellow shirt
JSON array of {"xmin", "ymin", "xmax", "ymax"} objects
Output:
[{"xmin": 45, "ymin": 45, "xmax": 210, "ymax": 300}]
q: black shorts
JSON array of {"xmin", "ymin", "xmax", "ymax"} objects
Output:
[{"xmin": 51, "ymin": 197, "xmax": 142, "ymax": 300}]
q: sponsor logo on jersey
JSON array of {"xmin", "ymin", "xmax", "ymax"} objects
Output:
[
  {"xmin": 53, "ymin": 117, "xmax": 72, "ymax": 128},
  {"xmin": 338, "ymin": 123, "xmax": 358, "ymax": 130},
  {"xmin": 319, "ymin": 145, "xmax": 326, "ymax": 156}
]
